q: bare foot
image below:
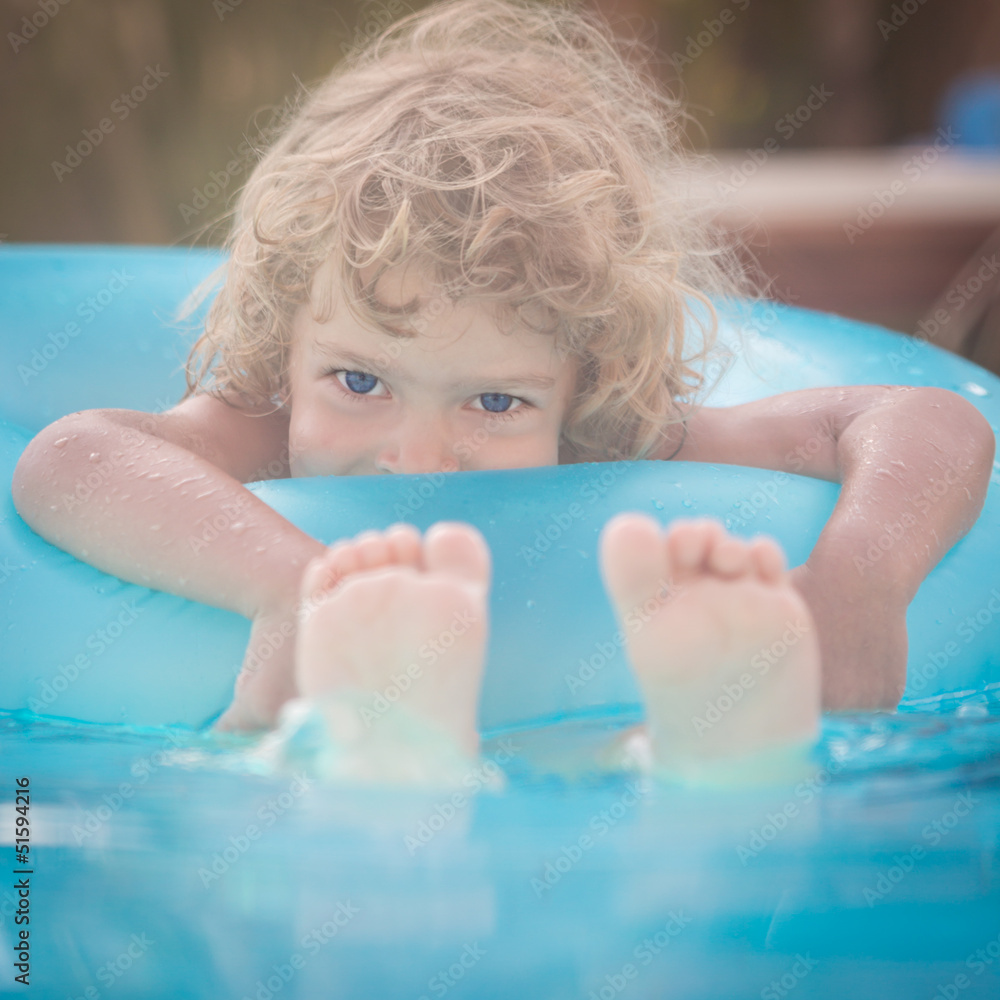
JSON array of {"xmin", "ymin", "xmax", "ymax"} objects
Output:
[
  {"xmin": 295, "ymin": 521, "xmax": 491, "ymax": 759},
  {"xmin": 599, "ymin": 514, "xmax": 821, "ymax": 783}
]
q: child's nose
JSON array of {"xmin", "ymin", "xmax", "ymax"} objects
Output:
[{"xmin": 375, "ymin": 417, "xmax": 458, "ymax": 475}]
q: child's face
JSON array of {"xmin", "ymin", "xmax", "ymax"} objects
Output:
[{"xmin": 286, "ymin": 264, "xmax": 578, "ymax": 476}]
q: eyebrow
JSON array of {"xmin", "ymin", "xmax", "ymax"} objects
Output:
[{"xmin": 313, "ymin": 344, "xmax": 558, "ymax": 392}]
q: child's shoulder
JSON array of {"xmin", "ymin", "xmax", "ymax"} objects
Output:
[{"xmin": 160, "ymin": 391, "xmax": 290, "ymax": 483}]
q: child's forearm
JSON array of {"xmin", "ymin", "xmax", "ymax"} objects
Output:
[
  {"xmin": 12, "ymin": 410, "xmax": 324, "ymax": 620},
  {"xmin": 806, "ymin": 387, "xmax": 994, "ymax": 600},
  {"xmin": 793, "ymin": 388, "xmax": 994, "ymax": 707}
]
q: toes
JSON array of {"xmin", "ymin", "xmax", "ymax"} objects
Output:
[
  {"xmin": 666, "ymin": 518, "xmax": 723, "ymax": 576},
  {"xmin": 749, "ymin": 536, "xmax": 787, "ymax": 583},
  {"xmin": 299, "ymin": 552, "xmax": 333, "ymax": 604},
  {"xmin": 385, "ymin": 522, "xmax": 423, "ymax": 569},
  {"xmin": 297, "ymin": 541, "xmax": 361, "ymax": 622},
  {"xmin": 300, "ymin": 541, "xmax": 349, "ymax": 599},
  {"xmin": 326, "ymin": 539, "xmax": 362, "ymax": 582},
  {"xmin": 352, "ymin": 530, "xmax": 392, "ymax": 570},
  {"xmin": 706, "ymin": 535, "xmax": 751, "ymax": 578},
  {"xmin": 599, "ymin": 513, "xmax": 668, "ymax": 612},
  {"xmin": 301, "ymin": 523, "xmax": 488, "ymax": 608},
  {"xmin": 424, "ymin": 522, "xmax": 491, "ymax": 589},
  {"xmin": 332, "ymin": 524, "xmax": 422, "ymax": 579}
]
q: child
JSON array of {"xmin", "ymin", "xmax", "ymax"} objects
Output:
[{"xmin": 12, "ymin": 0, "xmax": 994, "ymax": 783}]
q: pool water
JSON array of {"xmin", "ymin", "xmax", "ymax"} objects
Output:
[{"xmin": 1, "ymin": 699, "xmax": 999, "ymax": 1000}]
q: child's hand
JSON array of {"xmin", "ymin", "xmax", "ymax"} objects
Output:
[
  {"xmin": 789, "ymin": 560, "xmax": 908, "ymax": 710},
  {"xmin": 214, "ymin": 596, "xmax": 303, "ymax": 732}
]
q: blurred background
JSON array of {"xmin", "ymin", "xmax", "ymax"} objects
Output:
[{"xmin": 2, "ymin": 0, "xmax": 1000, "ymax": 367}]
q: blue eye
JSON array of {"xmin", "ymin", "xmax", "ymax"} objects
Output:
[
  {"xmin": 342, "ymin": 371, "xmax": 379, "ymax": 394},
  {"xmin": 480, "ymin": 393, "xmax": 514, "ymax": 412}
]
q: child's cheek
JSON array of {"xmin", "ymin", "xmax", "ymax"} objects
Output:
[
  {"xmin": 288, "ymin": 442, "xmax": 342, "ymax": 478},
  {"xmin": 288, "ymin": 420, "xmax": 337, "ymax": 477}
]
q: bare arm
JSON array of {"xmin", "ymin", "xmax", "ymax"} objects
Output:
[
  {"xmin": 659, "ymin": 385, "xmax": 996, "ymax": 706},
  {"xmin": 12, "ymin": 394, "xmax": 326, "ymax": 727},
  {"xmin": 12, "ymin": 394, "xmax": 320, "ymax": 618}
]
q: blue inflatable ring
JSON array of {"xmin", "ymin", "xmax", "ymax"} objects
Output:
[{"xmin": 2, "ymin": 245, "xmax": 999, "ymax": 729}]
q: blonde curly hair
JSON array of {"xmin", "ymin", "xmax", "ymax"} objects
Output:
[{"xmin": 182, "ymin": 0, "xmax": 752, "ymax": 462}]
